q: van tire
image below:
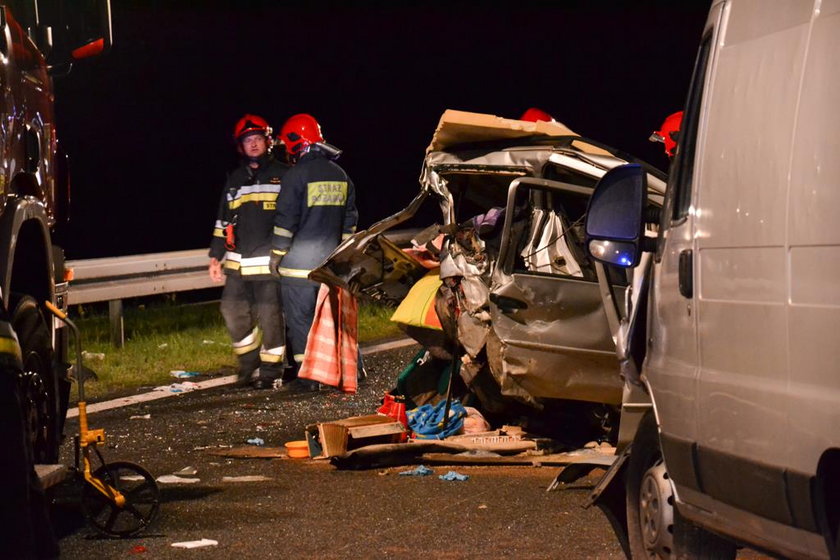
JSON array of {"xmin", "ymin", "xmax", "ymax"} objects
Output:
[
  {"xmin": 626, "ymin": 412, "xmax": 736, "ymax": 559},
  {"xmin": 10, "ymin": 295, "xmax": 58, "ymax": 464}
]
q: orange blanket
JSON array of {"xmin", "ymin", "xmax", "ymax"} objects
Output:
[{"xmin": 298, "ymin": 284, "xmax": 358, "ymax": 393}]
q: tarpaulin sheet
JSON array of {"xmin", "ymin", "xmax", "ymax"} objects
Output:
[
  {"xmin": 390, "ymin": 269, "xmax": 443, "ymax": 330},
  {"xmin": 299, "ymin": 284, "xmax": 358, "ymax": 393}
]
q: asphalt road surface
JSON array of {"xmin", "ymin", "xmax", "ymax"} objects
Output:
[{"xmin": 52, "ymin": 344, "xmax": 768, "ymax": 559}]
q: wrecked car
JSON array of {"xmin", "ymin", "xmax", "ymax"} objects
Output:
[{"xmin": 312, "ymin": 110, "xmax": 665, "ymax": 443}]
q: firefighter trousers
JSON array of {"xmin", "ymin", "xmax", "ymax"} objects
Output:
[
  {"xmin": 279, "ymin": 278, "xmax": 320, "ymax": 382},
  {"xmin": 220, "ymin": 274, "xmax": 286, "ymax": 383}
]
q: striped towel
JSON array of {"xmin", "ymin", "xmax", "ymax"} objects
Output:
[{"xmin": 298, "ymin": 284, "xmax": 358, "ymax": 393}]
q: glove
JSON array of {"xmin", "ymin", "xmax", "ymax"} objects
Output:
[{"xmin": 269, "ymin": 250, "xmax": 285, "ymax": 278}]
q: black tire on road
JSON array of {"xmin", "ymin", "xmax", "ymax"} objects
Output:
[
  {"xmin": 0, "ymin": 335, "xmax": 59, "ymax": 558},
  {"xmin": 10, "ymin": 295, "xmax": 58, "ymax": 464},
  {"xmin": 625, "ymin": 411, "xmax": 736, "ymax": 559}
]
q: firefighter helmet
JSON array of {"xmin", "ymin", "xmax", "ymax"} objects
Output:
[
  {"xmin": 279, "ymin": 113, "xmax": 324, "ymax": 157},
  {"xmin": 520, "ymin": 107, "xmax": 555, "ymax": 122},
  {"xmin": 649, "ymin": 111, "xmax": 683, "ymax": 158},
  {"xmin": 233, "ymin": 114, "xmax": 272, "ymax": 142}
]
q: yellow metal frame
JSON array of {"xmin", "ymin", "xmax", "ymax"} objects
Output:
[{"xmin": 44, "ymin": 301, "xmax": 126, "ymax": 507}]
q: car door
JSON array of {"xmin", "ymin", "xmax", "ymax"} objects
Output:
[{"xmin": 486, "ymin": 176, "xmax": 625, "ymax": 405}]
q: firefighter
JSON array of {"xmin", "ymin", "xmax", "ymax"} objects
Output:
[
  {"xmin": 650, "ymin": 110, "xmax": 683, "ymax": 158},
  {"xmin": 269, "ymin": 113, "xmax": 358, "ymax": 392},
  {"xmin": 209, "ymin": 114, "xmax": 290, "ymax": 389},
  {"xmin": 519, "ymin": 107, "xmax": 555, "ymax": 122}
]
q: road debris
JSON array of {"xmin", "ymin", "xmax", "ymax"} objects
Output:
[
  {"xmin": 170, "ymin": 370, "xmax": 200, "ymax": 379},
  {"xmin": 130, "ymin": 414, "xmax": 151, "ymax": 420},
  {"xmin": 193, "ymin": 444, "xmax": 233, "ymax": 451},
  {"xmin": 306, "ymin": 414, "xmax": 405, "ymax": 459},
  {"xmin": 205, "ymin": 446, "xmax": 285, "ymax": 459},
  {"xmin": 398, "ymin": 465, "xmax": 433, "ymax": 477},
  {"xmin": 154, "ymin": 382, "xmax": 199, "ymax": 393},
  {"xmin": 407, "ymin": 399, "xmax": 466, "ymax": 439},
  {"xmin": 246, "ymin": 437, "xmax": 265, "ymax": 446},
  {"xmin": 81, "ymin": 351, "xmax": 105, "ymax": 360},
  {"xmin": 171, "ymin": 539, "xmax": 218, "ymax": 549},
  {"xmin": 222, "ymin": 475, "xmax": 272, "ymax": 482},
  {"xmin": 120, "ymin": 474, "xmax": 145, "ymax": 482},
  {"xmin": 174, "ymin": 466, "xmax": 198, "ymax": 476},
  {"xmin": 439, "ymin": 470, "xmax": 469, "ymax": 481},
  {"xmin": 156, "ymin": 474, "xmax": 200, "ymax": 484},
  {"xmin": 285, "ymin": 440, "xmax": 309, "ymax": 458}
]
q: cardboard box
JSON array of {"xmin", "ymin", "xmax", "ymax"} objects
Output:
[
  {"xmin": 426, "ymin": 109, "xmax": 611, "ymax": 156},
  {"xmin": 305, "ymin": 414, "xmax": 406, "ymax": 459}
]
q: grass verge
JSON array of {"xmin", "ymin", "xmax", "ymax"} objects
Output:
[{"xmin": 72, "ymin": 299, "xmax": 403, "ymax": 400}]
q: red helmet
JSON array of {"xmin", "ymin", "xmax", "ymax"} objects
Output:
[
  {"xmin": 279, "ymin": 113, "xmax": 324, "ymax": 156},
  {"xmin": 520, "ymin": 107, "xmax": 555, "ymax": 122},
  {"xmin": 233, "ymin": 114, "xmax": 272, "ymax": 142},
  {"xmin": 650, "ymin": 111, "xmax": 683, "ymax": 158}
]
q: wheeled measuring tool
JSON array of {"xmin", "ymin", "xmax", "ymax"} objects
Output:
[{"xmin": 45, "ymin": 302, "xmax": 160, "ymax": 537}]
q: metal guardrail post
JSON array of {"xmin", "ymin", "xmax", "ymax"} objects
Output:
[{"xmin": 109, "ymin": 299, "xmax": 124, "ymax": 348}]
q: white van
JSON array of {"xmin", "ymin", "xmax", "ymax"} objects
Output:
[{"xmin": 583, "ymin": 0, "xmax": 839, "ymax": 558}]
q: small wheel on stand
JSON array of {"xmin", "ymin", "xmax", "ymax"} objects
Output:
[{"xmin": 81, "ymin": 461, "xmax": 160, "ymax": 537}]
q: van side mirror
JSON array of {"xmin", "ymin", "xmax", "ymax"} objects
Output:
[{"xmin": 585, "ymin": 164, "xmax": 647, "ymax": 268}]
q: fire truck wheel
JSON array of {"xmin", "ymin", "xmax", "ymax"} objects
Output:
[{"xmin": 10, "ymin": 294, "xmax": 57, "ymax": 464}]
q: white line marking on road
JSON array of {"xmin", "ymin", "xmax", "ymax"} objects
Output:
[
  {"xmin": 66, "ymin": 338, "xmax": 418, "ymax": 417},
  {"xmin": 361, "ymin": 338, "xmax": 417, "ymax": 356}
]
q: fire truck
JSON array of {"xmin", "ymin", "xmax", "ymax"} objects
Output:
[{"xmin": 0, "ymin": 0, "xmax": 111, "ymax": 549}]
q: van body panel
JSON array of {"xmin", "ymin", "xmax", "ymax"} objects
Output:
[
  {"xmin": 645, "ymin": 3, "xmax": 729, "ymax": 454},
  {"xmin": 722, "ymin": 0, "xmax": 812, "ymax": 46},
  {"xmin": 678, "ymin": 484, "xmax": 827, "ymax": 559},
  {"xmin": 586, "ymin": 0, "xmax": 839, "ymax": 556},
  {"xmin": 787, "ymin": 304, "xmax": 840, "ymax": 467},
  {"xmin": 692, "ymin": 0, "xmax": 809, "ymax": 479},
  {"xmin": 697, "ymin": 301, "xmax": 788, "ymax": 464},
  {"xmin": 789, "ymin": 10, "xmax": 840, "ymax": 246},
  {"xmin": 789, "ymin": 247, "xmax": 840, "ymax": 305},
  {"xmin": 783, "ymin": 7, "xmax": 840, "ymax": 472},
  {"xmin": 698, "ymin": 19, "xmax": 806, "ymax": 248},
  {"xmin": 698, "ymin": 247, "xmax": 786, "ymax": 302},
  {"xmin": 637, "ymin": 0, "xmax": 837, "ymax": 555}
]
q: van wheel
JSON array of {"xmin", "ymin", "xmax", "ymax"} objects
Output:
[
  {"xmin": 10, "ymin": 295, "xmax": 57, "ymax": 464},
  {"xmin": 626, "ymin": 412, "xmax": 736, "ymax": 559}
]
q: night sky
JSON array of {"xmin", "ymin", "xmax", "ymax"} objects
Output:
[{"xmin": 52, "ymin": 0, "xmax": 710, "ymax": 259}]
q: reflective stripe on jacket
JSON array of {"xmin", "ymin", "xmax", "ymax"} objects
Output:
[
  {"xmin": 209, "ymin": 155, "xmax": 289, "ymax": 280},
  {"xmin": 270, "ymin": 149, "xmax": 358, "ymax": 280}
]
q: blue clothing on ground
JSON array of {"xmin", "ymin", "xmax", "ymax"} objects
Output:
[{"xmin": 406, "ymin": 399, "xmax": 466, "ymax": 440}]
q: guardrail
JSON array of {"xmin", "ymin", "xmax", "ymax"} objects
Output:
[
  {"xmin": 66, "ymin": 228, "xmax": 420, "ymax": 347},
  {"xmin": 67, "ymin": 249, "xmax": 214, "ymax": 306}
]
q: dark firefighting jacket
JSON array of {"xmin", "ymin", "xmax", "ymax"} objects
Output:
[
  {"xmin": 209, "ymin": 154, "xmax": 289, "ymax": 280},
  {"xmin": 270, "ymin": 148, "xmax": 358, "ymax": 280}
]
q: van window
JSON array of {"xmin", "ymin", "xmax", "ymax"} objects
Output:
[{"xmin": 668, "ymin": 33, "xmax": 713, "ymax": 222}]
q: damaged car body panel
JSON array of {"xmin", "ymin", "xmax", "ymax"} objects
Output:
[
  {"xmin": 312, "ymin": 110, "xmax": 665, "ymax": 416},
  {"xmin": 484, "ymin": 177, "xmax": 632, "ymax": 406}
]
